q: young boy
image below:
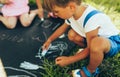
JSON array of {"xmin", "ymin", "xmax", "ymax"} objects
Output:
[{"xmin": 42, "ymin": 0, "xmax": 120, "ymax": 77}]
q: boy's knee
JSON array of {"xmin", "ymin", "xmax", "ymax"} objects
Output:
[
  {"xmin": 68, "ymin": 29, "xmax": 76, "ymax": 41},
  {"xmin": 68, "ymin": 34, "xmax": 74, "ymax": 41},
  {"xmin": 90, "ymin": 37, "xmax": 106, "ymax": 53}
]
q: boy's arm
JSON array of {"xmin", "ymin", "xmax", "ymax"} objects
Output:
[
  {"xmin": 35, "ymin": 0, "xmax": 44, "ymax": 19},
  {"xmin": 43, "ymin": 23, "xmax": 70, "ymax": 49},
  {"xmin": 48, "ymin": 23, "xmax": 69, "ymax": 42},
  {"xmin": 56, "ymin": 48, "xmax": 89, "ymax": 67}
]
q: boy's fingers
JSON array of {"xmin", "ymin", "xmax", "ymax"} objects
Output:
[
  {"xmin": 55, "ymin": 57, "xmax": 61, "ymax": 64},
  {"xmin": 42, "ymin": 44, "xmax": 47, "ymax": 50},
  {"xmin": 56, "ymin": 57, "xmax": 62, "ymax": 61},
  {"xmin": 42, "ymin": 45, "xmax": 45, "ymax": 50}
]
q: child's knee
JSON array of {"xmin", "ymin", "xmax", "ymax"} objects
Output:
[
  {"xmin": 68, "ymin": 34, "xmax": 74, "ymax": 41},
  {"xmin": 90, "ymin": 37, "xmax": 107, "ymax": 53},
  {"xmin": 6, "ymin": 24, "xmax": 16, "ymax": 29},
  {"xmin": 68, "ymin": 29, "xmax": 77, "ymax": 41},
  {"xmin": 21, "ymin": 21, "xmax": 31, "ymax": 27}
]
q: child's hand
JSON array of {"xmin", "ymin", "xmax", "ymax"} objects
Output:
[
  {"xmin": 42, "ymin": 39, "xmax": 51, "ymax": 50},
  {"xmin": 55, "ymin": 56, "xmax": 73, "ymax": 67},
  {"xmin": 38, "ymin": 8, "xmax": 44, "ymax": 21}
]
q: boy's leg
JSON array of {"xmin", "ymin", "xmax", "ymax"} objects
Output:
[
  {"xmin": 0, "ymin": 15, "xmax": 17, "ymax": 29},
  {"xmin": 19, "ymin": 9, "xmax": 38, "ymax": 27},
  {"xmin": 81, "ymin": 37, "xmax": 110, "ymax": 77},
  {"xmin": 68, "ymin": 29, "xmax": 86, "ymax": 48}
]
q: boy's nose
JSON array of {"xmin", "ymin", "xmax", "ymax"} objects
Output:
[
  {"xmin": 53, "ymin": 13, "xmax": 58, "ymax": 18},
  {"xmin": 54, "ymin": 13, "xmax": 58, "ymax": 16}
]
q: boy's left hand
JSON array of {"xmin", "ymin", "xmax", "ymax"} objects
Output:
[{"xmin": 55, "ymin": 56, "xmax": 73, "ymax": 67}]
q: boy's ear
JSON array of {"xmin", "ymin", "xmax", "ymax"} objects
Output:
[{"xmin": 68, "ymin": 2, "xmax": 76, "ymax": 10}]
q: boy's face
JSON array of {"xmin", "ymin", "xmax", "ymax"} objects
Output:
[{"xmin": 52, "ymin": 4, "xmax": 75, "ymax": 19}]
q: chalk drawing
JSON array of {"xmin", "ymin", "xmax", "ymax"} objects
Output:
[
  {"xmin": 0, "ymin": 33, "xmax": 24, "ymax": 43},
  {"xmin": 43, "ymin": 32, "xmax": 48, "ymax": 41},
  {"xmin": 20, "ymin": 61, "xmax": 44, "ymax": 70},
  {"xmin": 5, "ymin": 67, "xmax": 37, "ymax": 77},
  {"xmin": 0, "ymin": 34, "xmax": 8, "ymax": 40},
  {"xmin": 50, "ymin": 41, "xmax": 68, "ymax": 50},
  {"xmin": 52, "ymin": 23, "xmax": 61, "ymax": 31},
  {"xmin": 41, "ymin": 20, "xmax": 53, "ymax": 28},
  {"xmin": 32, "ymin": 36, "xmax": 44, "ymax": 42},
  {"xmin": 32, "ymin": 32, "xmax": 48, "ymax": 42},
  {"xmin": 36, "ymin": 41, "xmax": 68, "ymax": 59},
  {"xmin": 0, "ymin": 31, "xmax": 48, "ymax": 43}
]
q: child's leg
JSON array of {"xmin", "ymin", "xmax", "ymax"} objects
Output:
[
  {"xmin": 0, "ymin": 15, "xmax": 17, "ymax": 29},
  {"xmin": 68, "ymin": 29, "xmax": 86, "ymax": 48},
  {"xmin": 81, "ymin": 37, "xmax": 110, "ymax": 77},
  {"xmin": 19, "ymin": 9, "xmax": 38, "ymax": 27}
]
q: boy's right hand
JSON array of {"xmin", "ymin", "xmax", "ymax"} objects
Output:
[{"xmin": 42, "ymin": 39, "xmax": 51, "ymax": 50}]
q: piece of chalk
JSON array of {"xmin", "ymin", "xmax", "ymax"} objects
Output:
[
  {"xmin": 41, "ymin": 44, "xmax": 51, "ymax": 56},
  {"xmin": 41, "ymin": 49, "xmax": 47, "ymax": 56},
  {"xmin": 41, "ymin": 18, "xmax": 44, "ymax": 21}
]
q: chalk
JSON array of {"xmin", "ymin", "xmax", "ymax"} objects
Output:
[
  {"xmin": 20, "ymin": 61, "xmax": 44, "ymax": 70},
  {"xmin": 41, "ymin": 18, "xmax": 44, "ymax": 21},
  {"xmin": 41, "ymin": 44, "xmax": 51, "ymax": 56},
  {"xmin": 59, "ymin": 34, "xmax": 65, "ymax": 38},
  {"xmin": 76, "ymin": 48, "xmax": 84, "ymax": 54}
]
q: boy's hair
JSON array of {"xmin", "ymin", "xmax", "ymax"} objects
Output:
[{"xmin": 43, "ymin": 0, "xmax": 82, "ymax": 12}]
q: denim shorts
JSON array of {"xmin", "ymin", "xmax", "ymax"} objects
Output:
[{"xmin": 105, "ymin": 35, "xmax": 120, "ymax": 57}]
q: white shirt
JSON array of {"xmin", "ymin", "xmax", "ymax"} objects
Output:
[{"xmin": 65, "ymin": 5, "xmax": 120, "ymax": 38}]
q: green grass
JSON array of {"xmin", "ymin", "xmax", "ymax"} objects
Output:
[{"xmin": 40, "ymin": 54, "xmax": 120, "ymax": 77}]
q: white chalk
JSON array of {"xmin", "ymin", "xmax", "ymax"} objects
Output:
[
  {"xmin": 41, "ymin": 49, "xmax": 47, "ymax": 56},
  {"xmin": 41, "ymin": 18, "xmax": 44, "ymax": 21},
  {"xmin": 59, "ymin": 34, "xmax": 65, "ymax": 38},
  {"xmin": 20, "ymin": 61, "xmax": 44, "ymax": 70},
  {"xmin": 41, "ymin": 44, "xmax": 51, "ymax": 56}
]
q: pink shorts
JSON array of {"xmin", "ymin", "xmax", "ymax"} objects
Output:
[{"xmin": 1, "ymin": 0, "xmax": 29, "ymax": 17}]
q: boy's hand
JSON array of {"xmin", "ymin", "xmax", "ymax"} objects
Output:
[
  {"xmin": 42, "ymin": 39, "xmax": 51, "ymax": 50},
  {"xmin": 38, "ymin": 8, "xmax": 44, "ymax": 21},
  {"xmin": 55, "ymin": 56, "xmax": 73, "ymax": 67}
]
